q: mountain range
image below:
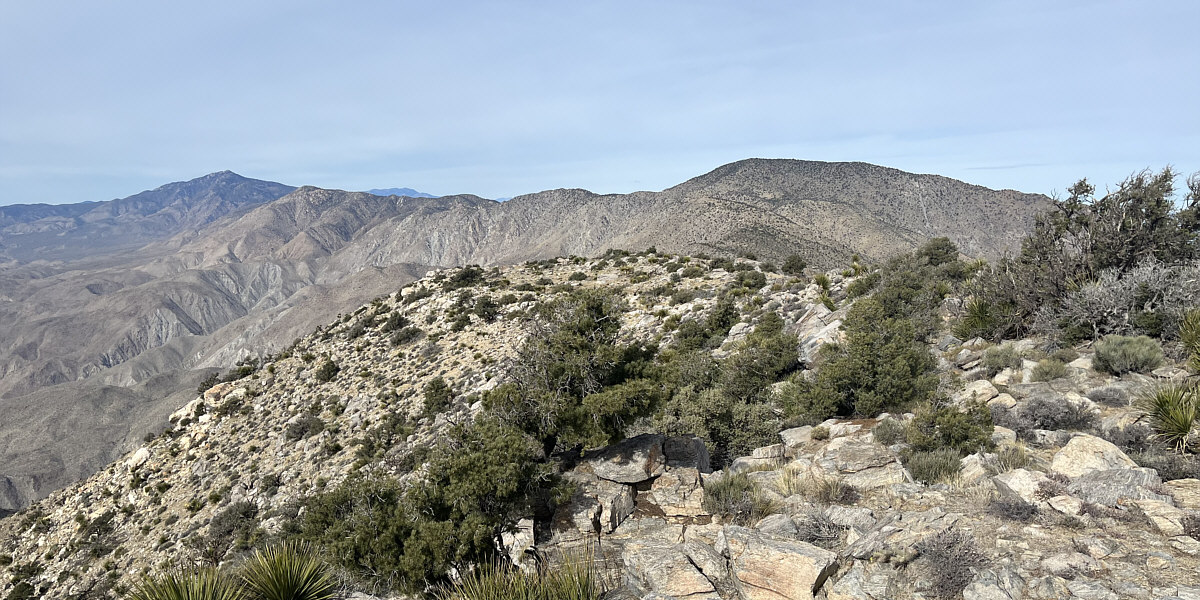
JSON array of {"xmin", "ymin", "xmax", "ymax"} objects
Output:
[
  {"xmin": 366, "ymin": 187, "xmax": 438, "ymax": 198},
  {"xmin": 0, "ymin": 159, "xmax": 1050, "ymax": 511}
]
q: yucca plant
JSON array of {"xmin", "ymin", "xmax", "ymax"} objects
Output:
[
  {"xmin": 127, "ymin": 567, "xmax": 244, "ymax": 600},
  {"xmin": 1136, "ymin": 384, "xmax": 1200, "ymax": 453},
  {"xmin": 436, "ymin": 554, "xmax": 600, "ymax": 600},
  {"xmin": 1182, "ymin": 308, "xmax": 1200, "ymax": 373},
  {"xmin": 240, "ymin": 542, "xmax": 337, "ymax": 600}
]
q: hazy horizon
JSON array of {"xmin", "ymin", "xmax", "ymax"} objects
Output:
[{"xmin": 3, "ymin": 1, "xmax": 1197, "ymax": 205}]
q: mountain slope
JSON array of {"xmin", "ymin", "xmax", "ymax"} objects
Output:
[
  {"xmin": 0, "ymin": 159, "xmax": 1049, "ymax": 511},
  {"xmin": 0, "ymin": 171, "xmax": 295, "ymax": 262}
]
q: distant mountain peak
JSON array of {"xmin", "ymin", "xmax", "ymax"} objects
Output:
[{"xmin": 367, "ymin": 187, "xmax": 437, "ymax": 198}]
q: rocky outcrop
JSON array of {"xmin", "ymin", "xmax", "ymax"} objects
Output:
[
  {"xmin": 581, "ymin": 434, "xmax": 667, "ymax": 484},
  {"xmin": 815, "ymin": 436, "xmax": 909, "ymax": 490},
  {"xmin": 1050, "ymin": 434, "xmax": 1137, "ymax": 478},
  {"xmin": 716, "ymin": 526, "xmax": 839, "ymax": 600}
]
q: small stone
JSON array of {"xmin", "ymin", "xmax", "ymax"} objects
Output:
[
  {"xmin": 1040, "ymin": 552, "xmax": 1100, "ymax": 578},
  {"xmin": 992, "ymin": 469, "xmax": 1049, "ymax": 504},
  {"xmin": 752, "ymin": 444, "xmax": 787, "ymax": 459},
  {"xmin": 1165, "ymin": 479, "xmax": 1200, "ymax": 510},
  {"xmin": 1170, "ymin": 536, "xmax": 1200, "ymax": 555},
  {"xmin": 780, "ymin": 426, "xmax": 813, "ymax": 449},
  {"xmin": 126, "ymin": 447, "xmax": 151, "ymax": 470},
  {"xmin": 955, "ymin": 379, "xmax": 999, "ymax": 404},
  {"xmin": 1146, "ymin": 552, "xmax": 1175, "ymax": 569},
  {"xmin": 990, "ymin": 426, "xmax": 1017, "ymax": 445},
  {"xmin": 1152, "ymin": 366, "xmax": 1190, "ymax": 379},
  {"xmin": 1066, "ymin": 580, "xmax": 1117, "ymax": 600},
  {"xmin": 1068, "ymin": 356, "xmax": 1093, "ymax": 370},
  {"xmin": 1133, "ymin": 499, "xmax": 1187, "ymax": 536},
  {"xmin": 1046, "ymin": 495, "xmax": 1082, "ymax": 516},
  {"xmin": 987, "ymin": 393, "xmax": 1017, "ymax": 411}
]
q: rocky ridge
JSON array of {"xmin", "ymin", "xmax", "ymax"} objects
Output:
[
  {"xmin": 2, "ymin": 252, "xmax": 1199, "ymax": 600},
  {"xmin": 0, "ymin": 159, "xmax": 1048, "ymax": 514}
]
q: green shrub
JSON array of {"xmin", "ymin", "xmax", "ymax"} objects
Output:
[
  {"xmin": 189, "ymin": 501, "xmax": 258, "ymax": 565},
  {"xmin": 442, "ymin": 265, "xmax": 486, "ymax": 291},
  {"xmin": 872, "ymin": 418, "xmax": 907, "ymax": 446},
  {"xmin": 1135, "ymin": 384, "xmax": 1199, "ymax": 453},
  {"xmin": 379, "ymin": 311, "xmax": 410, "ymax": 333},
  {"xmin": 810, "ymin": 425, "xmax": 830, "ymax": 440},
  {"xmin": 701, "ymin": 471, "xmax": 779, "ymax": 525},
  {"xmin": 1030, "ymin": 359, "xmax": 1068, "ymax": 382},
  {"xmin": 312, "ymin": 359, "xmax": 339, "ymax": 383},
  {"xmin": 813, "ymin": 273, "xmax": 831, "ymax": 291},
  {"xmin": 568, "ymin": 271, "xmax": 588, "ymax": 281},
  {"xmin": 719, "ymin": 313, "xmax": 798, "ymax": 401},
  {"xmin": 485, "ymin": 288, "xmax": 664, "ymax": 454},
  {"xmin": 981, "ymin": 345, "xmax": 1022, "ymax": 377},
  {"xmin": 1183, "ymin": 308, "xmax": 1200, "ymax": 372},
  {"xmin": 964, "ymin": 169, "xmax": 1200, "ymax": 340},
  {"xmin": 819, "ymin": 292, "xmax": 836, "ymax": 311},
  {"xmin": 197, "ymin": 372, "xmax": 221, "ymax": 395},
  {"xmin": 390, "ymin": 325, "xmax": 424, "ymax": 346},
  {"xmin": 240, "ymin": 542, "xmax": 337, "ymax": 600},
  {"xmin": 906, "ymin": 402, "xmax": 993, "ymax": 456},
  {"xmin": 472, "ymin": 296, "xmax": 500, "ymax": 322},
  {"xmin": 656, "ymin": 386, "xmax": 779, "ymax": 469},
  {"xmin": 286, "ymin": 415, "xmax": 324, "ymax": 441},
  {"xmin": 845, "ymin": 272, "xmax": 881, "ymax": 298},
  {"xmin": 295, "ymin": 418, "xmax": 553, "ymax": 592},
  {"xmin": 737, "ymin": 270, "xmax": 767, "ymax": 290},
  {"xmin": 1050, "ymin": 347, "xmax": 1079, "ymax": 363},
  {"xmin": 905, "ymin": 448, "xmax": 963, "ymax": 484},
  {"xmin": 423, "ymin": 377, "xmax": 455, "ymax": 416},
  {"xmin": 1093, "ymin": 335, "xmax": 1164, "ymax": 375},
  {"xmin": 784, "ymin": 298, "xmax": 938, "ymax": 419},
  {"xmin": 782, "ymin": 254, "xmax": 807, "ymax": 275}
]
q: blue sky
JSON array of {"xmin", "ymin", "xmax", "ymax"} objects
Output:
[{"xmin": 2, "ymin": 1, "xmax": 1197, "ymax": 205}]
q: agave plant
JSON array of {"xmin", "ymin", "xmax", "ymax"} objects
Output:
[
  {"xmin": 240, "ymin": 542, "xmax": 337, "ymax": 600},
  {"xmin": 127, "ymin": 567, "xmax": 244, "ymax": 600},
  {"xmin": 1136, "ymin": 384, "xmax": 1200, "ymax": 453}
]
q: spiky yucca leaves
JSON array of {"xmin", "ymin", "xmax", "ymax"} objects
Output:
[
  {"xmin": 1136, "ymin": 384, "xmax": 1200, "ymax": 453},
  {"xmin": 127, "ymin": 567, "xmax": 243, "ymax": 600},
  {"xmin": 1182, "ymin": 308, "xmax": 1200, "ymax": 372},
  {"xmin": 240, "ymin": 542, "xmax": 337, "ymax": 600},
  {"xmin": 435, "ymin": 555, "xmax": 599, "ymax": 600}
]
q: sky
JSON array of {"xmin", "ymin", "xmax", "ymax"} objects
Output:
[{"xmin": 2, "ymin": 1, "xmax": 1198, "ymax": 205}]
